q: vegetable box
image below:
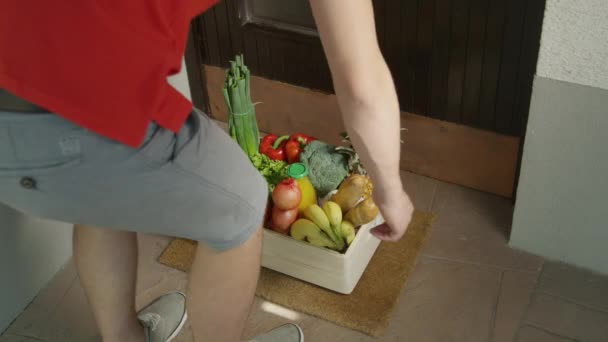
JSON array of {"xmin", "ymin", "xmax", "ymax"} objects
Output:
[
  {"xmin": 221, "ymin": 55, "xmax": 384, "ymax": 294},
  {"xmin": 261, "ymin": 214, "xmax": 384, "ymax": 294}
]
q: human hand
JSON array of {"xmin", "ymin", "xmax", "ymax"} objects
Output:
[{"xmin": 370, "ymin": 187, "xmax": 414, "ymax": 241}]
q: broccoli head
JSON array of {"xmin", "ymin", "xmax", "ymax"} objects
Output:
[{"xmin": 300, "ymin": 141, "xmax": 348, "ymax": 197}]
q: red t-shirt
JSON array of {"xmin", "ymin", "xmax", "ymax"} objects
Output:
[{"xmin": 0, "ymin": 0, "xmax": 218, "ymax": 147}]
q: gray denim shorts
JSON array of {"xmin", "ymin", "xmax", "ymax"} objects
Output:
[{"xmin": 0, "ymin": 109, "xmax": 267, "ymax": 250}]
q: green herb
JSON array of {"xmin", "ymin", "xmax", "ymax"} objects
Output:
[
  {"xmin": 223, "ymin": 54, "xmax": 260, "ymax": 159},
  {"xmin": 250, "ymin": 153, "xmax": 289, "ymax": 192}
]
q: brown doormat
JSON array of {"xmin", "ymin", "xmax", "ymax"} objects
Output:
[{"xmin": 159, "ymin": 211, "xmax": 435, "ymax": 337}]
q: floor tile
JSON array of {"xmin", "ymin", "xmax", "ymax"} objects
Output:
[
  {"xmin": 492, "ymin": 271, "xmax": 539, "ymax": 342},
  {"xmin": 5, "ymin": 261, "xmax": 76, "ymax": 337},
  {"xmin": 136, "ymin": 233, "xmax": 187, "ymax": 303},
  {"xmin": 424, "ymin": 182, "xmax": 542, "ymax": 271},
  {"xmin": 42, "ymin": 279, "xmax": 99, "ymax": 342},
  {"xmin": 525, "ymin": 293, "xmax": 608, "ymax": 342},
  {"xmin": 422, "ymin": 220, "xmax": 543, "ymax": 272},
  {"xmin": 244, "ymin": 298, "xmax": 372, "ymax": 342},
  {"xmin": 6, "ymin": 276, "xmax": 99, "ymax": 342},
  {"xmin": 171, "ymin": 323, "xmax": 194, "ymax": 342},
  {"xmin": 537, "ymin": 261, "xmax": 608, "ymax": 312},
  {"xmin": 400, "ymin": 171, "xmax": 438, "ymax": 212},
  {"xmin": 431, "ymin": 181, "xmax": 514, "ymax": 228},
  {"xmin": 136, "ymin": 234, "xmax": 190, "ymax": 341},
  {"xmin": 378, "ymin": 256, "xmax": 502, "ymax": 342},
  {"xmin": 516, "ymin": 326, "xmax": 577, "ymax": 342}
]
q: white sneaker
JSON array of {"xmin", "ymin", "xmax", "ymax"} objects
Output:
[
  {"xmin": 138, "ymin": 292, "xmax": 188, "ymax": 342},
  {"xmin": 248, "ymin": 324, "xmax": 304, "ymax": 342}
]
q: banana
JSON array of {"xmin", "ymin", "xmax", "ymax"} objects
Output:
[
  {"xmin": 290, "ymin": 219, "xmax": 337, "ymax": 249},
  {"xmin": 322, "ymin": 201, "xmax": 343, "ymax": 230},
  {"xmin": 322, "ymin": 201, "xmax": 345, "ymax": 250},
  {"xmin": 303, "ymin": 204, "xmax": 336, "ymax": 240},
  {"xmin": 340, "ymin": 220, "xmax": 356, "ymax": 245}
]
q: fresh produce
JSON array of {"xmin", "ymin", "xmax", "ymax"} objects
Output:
[
  {"xmin": 271, "ymin": 206, "xmax": 298, "ymax": 234},
  {"xmin": 303, "ymin": 204, "xmax": 344, "ymax": 250},
  {"xmin": 291, "ymin": 133, "xmax": 316, "ymax": 145},
  {"xmin": 285, "ymin": 133, "xmax": 316, "ymax": 163},
  {"xmin": 223, "ymin": 55, "xmax": 260, "ymax": 159},
  {"xmin": 250, "ymin": 153, "xmax": 288, "ymax": 192},
  {"xmin": 299, "ymin": 141, "xmax": 348, "ymax": 197},
  {"xmin": 290, "ymin": 219, "xmax": 337, "ymax": 249},
  {"xmin": 287, "ymin": 163, "xmax": 318, "ymax": 213},
  {"xmin": 285, "ymin": 140, "xmax": 302, "ymax": 164},
  {"xmin": 337, "ymin": 129, "xmax": 405, "ymax": 174},
  {"xmin": 330, "ymin": 174, "xmax": 374, "ymax": 212},
  {"xmin": 260, "ymin": 134, "xmax": 290, "ymax": 161},
  {"xmin": 340, "ymin": 220, "xmax": 356, "ymax": 245},
  {"xmin": 322, "ymin": 201, "xmax": 342, "ymax": 229},
  {"xmin": 336, "ymin": 132, "xmax": 367, "ymax": 175},
  {"xmin": 221, "ymin": 56, "xmax": 381, "ymax": 251},
  {"xmin": 322, "ymin": 201, "xmax": 344, "ymax": 242},
  {"xmin": 345, "ymin": 198, "xmax": 380, "ymax": 226},
  {"xmin": 272, "ymin": 178, "xmax": 301, "ymax": 210}
]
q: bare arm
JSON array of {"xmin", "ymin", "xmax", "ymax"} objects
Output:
[{"xmin": 310, "ymin": 0, "xmax": 413, "ymax": 240}]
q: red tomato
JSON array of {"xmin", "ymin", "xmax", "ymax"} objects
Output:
[
  {"xmin": 272, "ymin": 178, "xmax": 302, "ymax": 210},
  {"xmin": 271, "ymin": 207, "xmax": 298, "ymax": 234}
]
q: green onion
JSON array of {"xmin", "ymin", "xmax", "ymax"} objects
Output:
[{"xmin": 223, "ymin": 54, "xmax": 260, "ymax": 159}]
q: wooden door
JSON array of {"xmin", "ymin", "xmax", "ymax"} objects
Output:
[{"xmin": 186, "ymin": 0, "xmax": 546, "ymax": 197}]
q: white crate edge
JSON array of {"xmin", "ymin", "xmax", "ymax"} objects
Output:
[{"xmin": 262, "ymin": 214, "xmax": 384, "ymax": 294}]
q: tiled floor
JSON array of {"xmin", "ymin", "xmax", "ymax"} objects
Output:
[{"xmin": 2, "ymin": 172, "xmax": 608, "ymax": 342}]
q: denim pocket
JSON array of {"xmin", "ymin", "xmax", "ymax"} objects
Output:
[{"xmin": 130, "ymin": 124, "xmax": 178, "ymax": 167}]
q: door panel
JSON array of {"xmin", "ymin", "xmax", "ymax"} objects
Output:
[{"xmin": 193, "ymin": 0, "xmax": 545, "ymax": 137}]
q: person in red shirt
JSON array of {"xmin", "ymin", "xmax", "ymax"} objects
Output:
[{"xmin": 0, "ymin": 1, "xmax": 414, "ymax": 341}]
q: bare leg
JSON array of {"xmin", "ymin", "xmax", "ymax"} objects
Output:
[
  {"xmin": 74, "ymin": 223, "xmax": 262, "ymax": 342},
  {"xmin": 188, "ymin": 226, "xmax": 263, "ymax": 342},
  {"xmin": 73, "ymin": 225, "xmax": 145, "ymax": 342}
]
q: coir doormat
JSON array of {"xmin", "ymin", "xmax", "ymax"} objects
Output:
[{"xmin": 159, "ymin": 210, "xmax": 435, "ymax": 337}]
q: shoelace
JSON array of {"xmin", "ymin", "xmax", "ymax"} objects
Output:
[{"xmin": 139, "ymin": 312, "xmax": 162, "ymax": 331}]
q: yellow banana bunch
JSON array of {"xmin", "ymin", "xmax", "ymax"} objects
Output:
[
  {"xmin": 322, "ymin": 201, "xmax": 348, "ymax": 249},
  {"xmin": 294, "ymin": 201, "xmax": 361, "ymax": 250},
  {"xmin": 303, "ymin": 204, "xmax": 331, "ymax": 234},
  {"xmin": 322, "ymin": 201, "xmax": 342, "ymax": 231},
  {"xmin": 303, "ymin": 204, "xmax": 343, "ymax": 249},
  {"xmin": 290, "ymin": 219, "xmax": 338, "ymax": 249}
]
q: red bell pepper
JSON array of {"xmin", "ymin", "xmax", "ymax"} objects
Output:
[
  {"xmin": 260, "ymin": 134, "xmax": 289, "ymax": 161},
  {"xmin": 290, "ymin": 133, "xmax": 316, "ymax": 145},
  {"xmin": 285, "ymin": 133, "xmax": 316, "ymax": 163}
]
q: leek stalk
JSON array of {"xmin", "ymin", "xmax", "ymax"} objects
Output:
[{"xmin": 223, "ymin": 54, "xmax": 260, "ymax": 159}]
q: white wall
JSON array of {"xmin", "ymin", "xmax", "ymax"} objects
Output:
[
  {"xmin": 511, "ymin": 0, "xmax": 608, "ymax": 274},
  {"xmin": 168, "ymin": 58, "xmax": 192, "ymax": 101}
]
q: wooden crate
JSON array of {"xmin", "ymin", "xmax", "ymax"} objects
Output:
[{"xmin": 261, "ymin": 215, "xmax": 383, "ymax": 294}]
